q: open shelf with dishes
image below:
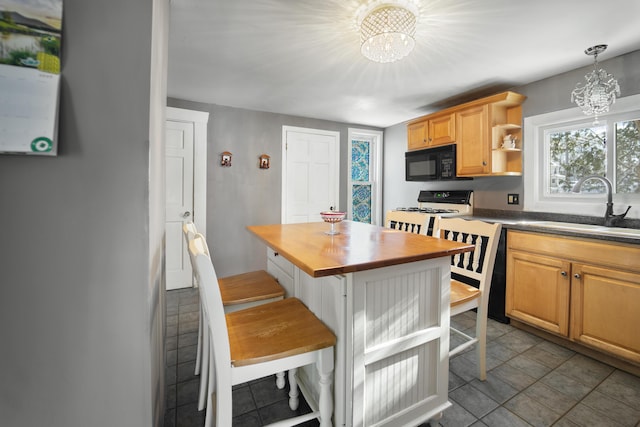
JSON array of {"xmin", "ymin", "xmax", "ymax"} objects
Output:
[{"xmin": 491, "ymin": 106, "xmax": 523, "ymax": 175}]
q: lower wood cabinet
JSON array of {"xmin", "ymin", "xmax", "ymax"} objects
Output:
[
  {"xmin": 507, "ymin": 249, "xmax": 571, "ymax": 336},
  {"xmin": 506, "ymin": 230, "xmax": 640, "ymax": 365},
  {"xmin": 570, "ymin": 263, "xmax": 640, "ymax": 363}
]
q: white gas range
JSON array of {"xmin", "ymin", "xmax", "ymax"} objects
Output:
[
  {"xmin": 385, "ymin": 190, "xmax": 473, "ymax": 235},
  {"xmin": 397, "ymin": 190, "xmax": 474, "ymax": 216}
]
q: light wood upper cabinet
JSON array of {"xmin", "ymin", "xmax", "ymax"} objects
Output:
[
  {"xmin": 456, "ymin": 105, "xmax": 489, "ymax": 176},
  {"xmin": 406, "ymin": 91, "xmax": 526, "ymax": 176},
  {"xmin": 407, "ymin": 112, "xmax": 455, "ymax": 150},
  {"xmin": 506, "ymin": 230, "xmax": 640, "ymax": 365},
  {"xmin": 407, "ymin": 120, "xmax": 428, "ymax": 150},
  {"xmin": 428, "ymin": 112, "xmax": 456, "ymax": 146}
]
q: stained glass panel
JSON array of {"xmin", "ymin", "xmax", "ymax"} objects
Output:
[
  {"xmin": 352, "ymin": 139, "xmax": 370, "ymax": 182},
  {"xmin": 352, "ymin": 184, "xmax": 372, "ymax": 223}
]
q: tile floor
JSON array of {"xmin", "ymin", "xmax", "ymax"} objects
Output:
[{"xmin": 164, "ymin": 288, "xmax": 640, "ymax": 427}]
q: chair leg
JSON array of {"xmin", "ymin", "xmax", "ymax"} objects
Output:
[
  {"xmin": 198, "ymin": 329, "xmax": 209, "ymax": 411},
  {"xmin": 317, "ymin": 348, "xmax": 334, "ymax": 427},
  {"xmin": 207, "ymin": 354, "xmax": 232, "ymax": 427},
  {"xmin": 476, "ymin": 307, "xmax": 488, "ymax": 381},
  {"xmin": 276, "ymin": 371, "xmax": 286, "ymax": 389},
  {"xmin": 194, "ymin": 305, "xmax": 202, "ymax": 375},
  {"xmin": 288, "ymin": 368, "xmax": 299, "ymax": 410}
]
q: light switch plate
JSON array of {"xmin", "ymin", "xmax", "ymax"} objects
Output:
[{"xmin": 508, "ymin": 193, "xmax": 519, "ymax": 205}]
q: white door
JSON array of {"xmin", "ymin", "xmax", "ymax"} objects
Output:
[
  {"xmin": 282, "ymin": 126, "xmax": 340, "ymax": 224},
  {"xmin": 165, "ymin": 120, "xmax": 195, "ymax": 290}
]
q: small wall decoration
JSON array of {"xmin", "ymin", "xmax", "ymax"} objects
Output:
[
  {"xmin": 259, "ymin": 154, "xmax": 270, "ymax": 169},
  {"xmin": 221, "ymin": 151, "xmax": 232, "ymax": 167}
]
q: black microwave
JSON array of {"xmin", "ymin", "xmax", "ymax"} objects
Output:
[{"xmin": 405, "ymin": 144, "xmax": 469, "ymax": 181}]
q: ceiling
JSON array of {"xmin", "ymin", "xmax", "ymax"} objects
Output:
[{"xmin": 167, "ymin": 0, "xmax": 640, "ymax": 128}]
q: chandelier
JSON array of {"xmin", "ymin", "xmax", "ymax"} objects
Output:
[
  {"xmin": 357, "ymin": 2, "xmax": 417, "ymax": 63},
  {"xmin": 571, "ymin": 44, "xmax": 620, "ymax": 124}
]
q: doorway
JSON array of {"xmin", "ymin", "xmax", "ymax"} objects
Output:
[{"xmin": 165, "ymin": 107, "xmax": 209, "ymax": 290}]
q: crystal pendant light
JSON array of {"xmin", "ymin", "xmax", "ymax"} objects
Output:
[
  {"xmin": 358, "ymin": 2, "xmax": 417, "ymax": 63},
  {"xmin": 571, "ymin": 45, "xmax": 620, "ymax": 124}
]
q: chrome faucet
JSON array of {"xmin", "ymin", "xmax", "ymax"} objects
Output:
[{"xmin": 571, "ymin": 175, "xmax": 631, "ymax": 227}]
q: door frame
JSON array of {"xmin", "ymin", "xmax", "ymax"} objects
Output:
[
  {"xmin": 281, "ymin": 126, "xmax": 340, "ymax": 224},
  {"xmin": 166, "ymin": 106, "xmax": 209, "ymax": 243}
]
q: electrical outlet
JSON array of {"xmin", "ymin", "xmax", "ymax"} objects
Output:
[{"xmin": 508, "ymin": 193, "xmax": 519, "ymax": 205}]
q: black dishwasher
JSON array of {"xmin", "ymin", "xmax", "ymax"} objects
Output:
[{"xmin": 488, "ymin": 228, "xmax": 509, "ymax": 323}]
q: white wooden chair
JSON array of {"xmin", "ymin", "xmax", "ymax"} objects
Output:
[
  {"xmin": 182, "ymin": 223, "xmax": 286, "ymax": 410},
  {"xmin": 189, "ymin": 235, "xmax": 336, "ymax": 427},
  {"xmin": 438, "ymin": 218, "xmax": 501, "ymax": 381},
  {"xmin": 385, "ymin": 211, "xmax": 439, "ymax": 236},
  {"xmin": 183, "ymin": 223, "xmax": 284, "ymax": 313}
]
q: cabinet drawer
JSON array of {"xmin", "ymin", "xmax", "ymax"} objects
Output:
[
  {"xmin": 267, "ymin": 247, "xmax": 295, "ymax": 276},
  {"xmin": 508, "ymin": 230, "xmax": 640, "ymax": 274}
]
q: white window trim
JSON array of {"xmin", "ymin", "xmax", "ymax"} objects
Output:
[
  {"xmin": 347, "ymin": 128, "xmax": 383, "ymax": 225},
  {"xmin": 524, "ymin": 93, "xmax": 640, "ymax": 219}
]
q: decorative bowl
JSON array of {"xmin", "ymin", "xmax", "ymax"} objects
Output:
[
  {"xmin": 320, "ymin": 211, "xmax": 346, "ymax": 235},
  {"xmin": 320, "ymin": 211, "xmax": 346, "ymax": 223}
]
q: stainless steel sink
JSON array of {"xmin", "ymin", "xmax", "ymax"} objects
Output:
[{"xmin": 518, "ymin": 221, "xmax": 640, "ymax": 239}]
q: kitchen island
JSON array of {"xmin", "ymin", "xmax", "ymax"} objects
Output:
[{"xmin": 247, "ymin": 220, "xmax": 474, "ymax": 427}]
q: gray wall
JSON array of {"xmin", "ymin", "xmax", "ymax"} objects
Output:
[
  {"xmin": 0, "ymin": 1, "xmax": 167, "ymax": 426},
  {"xmin": 382, "ymin": 49, "xmax": 640, "ymax": 214},
  {"xmin": 167, "ymin": 98, "xmax": 381, "ymax": 277}
]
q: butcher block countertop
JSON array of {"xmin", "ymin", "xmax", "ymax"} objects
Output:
[{"xmin": 247, "ymin": 220, "xmax": 474, "ymax": 278}]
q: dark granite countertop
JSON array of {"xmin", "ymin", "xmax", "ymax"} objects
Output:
[{"xmin": 463, "ymin": 209, "xmax": 640, "ymax": 245}]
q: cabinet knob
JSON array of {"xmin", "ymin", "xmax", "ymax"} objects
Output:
[
  {"xmin": 482, "ymin": 161, "xmax": 487, "ymax": 166},
  {"xmin": 560, "ymin": 271, "xmax": 567, "ymax": 277},
  {"xmin": 574, "ymin": 273, "xmax": 581, "ymax": 279}
]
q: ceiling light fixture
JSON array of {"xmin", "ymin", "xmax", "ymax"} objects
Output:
[
  {"xmin": 357, "ymin": 1, "xmax": 417, "ymax": 64},
  {"xmin": 571, "ymin": 44, "xmax": 620, "ymax": 124}
]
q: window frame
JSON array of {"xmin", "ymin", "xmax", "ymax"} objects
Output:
[
  {"xmin": 347, "ymin": 128, "xmax": 383, "ymax": 225},
  {"xmin": 523, "ymin": 93, "xmax": 640, "ymax": 219}
]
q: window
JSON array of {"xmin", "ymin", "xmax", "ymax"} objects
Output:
[
  {"xmin": 546, "ymin": 124, "xmax": 607, "ymax": 194},
  {"xmin": 616, "ymin": 120, "xmax": 640, "ymax": 193},
  {"xmin": 348, "ymin": 128, "xmax": 382, "ymax": 225},
  {"xmin": 524, "ymin": 94, "xmax": 640, "ymax": 219}
]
